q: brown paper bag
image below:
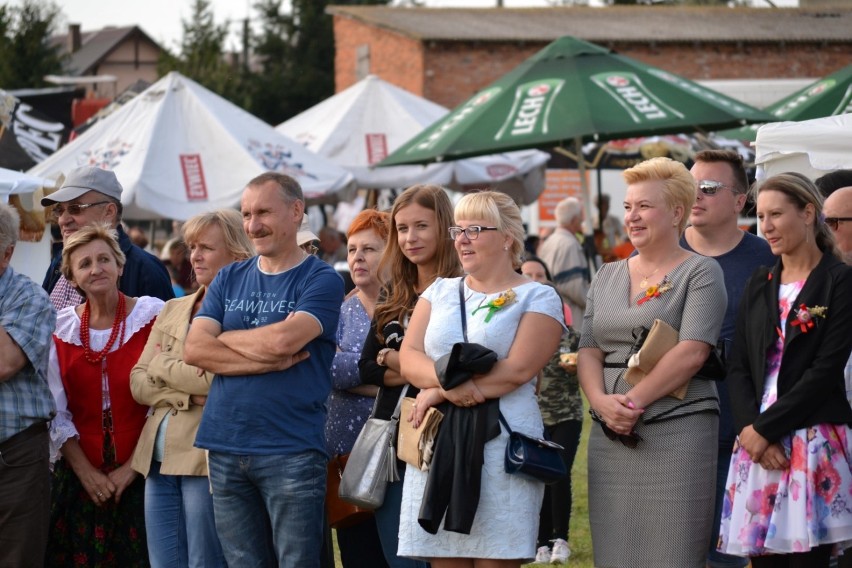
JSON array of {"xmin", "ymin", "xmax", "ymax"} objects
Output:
[
  {"xmin": 398, "ymin": 397, "xmax": 444, "ymax": 471},
  {"xmin": 624, "ymin": 319, "xmax": 688, "ymax": 400}
]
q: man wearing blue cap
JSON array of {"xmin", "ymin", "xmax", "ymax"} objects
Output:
[{"xmin": 40, "ymin": 166, "xmax": 173, "ymax": 309}]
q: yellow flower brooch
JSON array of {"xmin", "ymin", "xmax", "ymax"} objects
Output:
[
  {"xmin": 473, "ymin": 289, "xmax": 517, "ymax": 322},
  {"xmin": 637, "ymin": 278, "xmax": 673, "ymax": 306}
]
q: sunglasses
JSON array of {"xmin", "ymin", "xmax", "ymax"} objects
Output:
[
  {"xmin": 448, "ymin": 225, "xmax": 499, "ymax": 241},
  {"xmin": 589, "ymin": 409, "xmax": 643, "ymax": 448},
  {"xmin": 825, "ymin": 217, "xmax": 852, "ymax": 231},
  {"xmin": 50, "ymin": 201, "xmax": 110, "ymax": 219},
  {"xmin": 697, "ymin": 180, "xmax": 737, "ymax": 196}
]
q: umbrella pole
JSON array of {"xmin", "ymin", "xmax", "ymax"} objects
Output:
[{"xmin": 574, "ymin": 136, "xmax": 599, "ymax": 276}]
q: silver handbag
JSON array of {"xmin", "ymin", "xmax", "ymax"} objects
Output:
[{"xmin": 338, "ymin": 385, "xmax": 408, "ymax": 509}]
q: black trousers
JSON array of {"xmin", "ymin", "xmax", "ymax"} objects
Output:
[{"xmin": 537, "ymin": 419, "xmax": 583, "ymax": 546}]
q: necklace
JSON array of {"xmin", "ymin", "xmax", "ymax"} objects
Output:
[
  {"xmin": 81, "ymin": 294, "xmax": 127, "ymax": 364},
  {"xmin": 635, "ymin": 262, "xmax": 661, "ymax": 289}
]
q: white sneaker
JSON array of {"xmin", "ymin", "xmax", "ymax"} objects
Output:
[
  {"xmin": 550, "ymin": 538, "xmax": 571, "ymax": 564},
  {"xmin": 535, "ymin": 545, "xmax": 551, "ymax": 564}
]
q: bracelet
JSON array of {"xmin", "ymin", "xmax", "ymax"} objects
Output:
[{"xmin": 377, "ymin": 347, "xmax": 392, "ymax": 367}]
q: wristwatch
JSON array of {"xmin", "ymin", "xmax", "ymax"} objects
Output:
[{"xmin": 377, "ymin": 347, "xmax": 392, "ymax": 367}]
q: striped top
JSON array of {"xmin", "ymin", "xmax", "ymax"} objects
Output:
[{"xmin": 580, "ymin": 253, "xmax": 726, "ymax": 423}]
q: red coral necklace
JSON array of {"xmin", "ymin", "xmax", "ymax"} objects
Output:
[{"xmin": 80, "ymin": 293, "xmax": 127, "ymax": 364}]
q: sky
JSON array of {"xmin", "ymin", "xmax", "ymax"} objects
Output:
[{"xmin": 21, "ymin": 0, "xmax": 796, "ymax": 53}]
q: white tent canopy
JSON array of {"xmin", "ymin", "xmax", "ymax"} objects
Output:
[
  {"xmin": 755, "ymin": 113, "xmax": 852, "ymax": 180},
  {"xmin": 0, "ymin": 167, "xmax": 55, "ymax": 201},
  {"xmin": 29, "ymin": 72, "xmax": 355, "ymax": 220},
  {"xmin": 277, "ymin": 75, "xmax": 549, "ymax": 205}
]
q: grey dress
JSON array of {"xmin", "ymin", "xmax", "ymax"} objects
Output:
[{"xmin": 579, "ymin": 254, "xmax": 726, "ymax": 568}]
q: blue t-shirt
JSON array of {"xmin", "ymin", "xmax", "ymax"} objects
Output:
[
  {"xmin": 683, "ymin": 231, "xmax": 776, "ymax": 447},
  {"xmin": 194, "ymin": 254, "xmax": 344, "ymax": 456}
]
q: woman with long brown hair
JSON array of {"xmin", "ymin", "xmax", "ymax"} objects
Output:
[{"xmin": 359, "ymin": 184, "xmax": 462, "ymax": 568}]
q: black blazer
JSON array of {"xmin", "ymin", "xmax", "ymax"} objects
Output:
[{"xmin": 727, "ymin": 251, "xmax": 852, "ymax": 443}]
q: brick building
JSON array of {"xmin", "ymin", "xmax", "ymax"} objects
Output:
[{"xmin": 327, "ymin": 5, "xmax": 852, "ymax": 109}]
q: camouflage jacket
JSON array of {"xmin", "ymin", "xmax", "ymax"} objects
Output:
[{"xmin": 537, "ymin": 327, "xmax": 584, "ymax": 425}]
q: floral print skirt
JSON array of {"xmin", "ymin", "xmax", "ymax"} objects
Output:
[
  {"xmin": 718, "ymin": 424, "xmax": 852, "ymax": 556},
  {"xmin": 46, "ymin": 428, "xmax": 148, "ymax": 567}
]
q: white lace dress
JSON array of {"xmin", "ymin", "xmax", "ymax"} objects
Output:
[{"xmin": 397, "ymin": 277, "xmax": 564, "ymax": 561}]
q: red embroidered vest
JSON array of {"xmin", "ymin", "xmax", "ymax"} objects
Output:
[{"xmin": 54, "ymin": 321, "xmax": 154, "ymax": 468}]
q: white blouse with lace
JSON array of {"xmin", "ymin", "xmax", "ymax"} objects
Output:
[{"xmin": 47, "ymin": 296, "xmax": 163, "ymax": 463}]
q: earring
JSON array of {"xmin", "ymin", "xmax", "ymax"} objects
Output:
[
  {"xmin": 806, "ymin": 225, "xmax": 811, "ymax": 244},
  {"xmin": 503, "ymin": 246, "xmax": 508, "ymax": 251}
]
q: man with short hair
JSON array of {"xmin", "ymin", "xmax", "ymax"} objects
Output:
[
  {"xmin": 686, "ymin": 149, "xmax": 776, "ymax": 568},
  {"xmin": 184, "ymin": 172, "xmax": 344, "ymax": 567},
  {"xmin": 538, "ymin": 196, "xmax": 590, "ymax": 326},
  {"xmin": 41, "ymin": 166, "xmax": 173, "ymax": 310},
  {"xmin": 824, "ymin": 186, "xmax": 852, "ymax": 265},
  {"xmin": 0, "ymin": 203, "xmax": 56, "ymax": 568}
]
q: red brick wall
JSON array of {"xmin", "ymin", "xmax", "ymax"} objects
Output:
[
  {"xmin": 333, "ymin": 16, "xmax": 425, "ymax": 96},
  {"xmin": 332, "ymin": 15, "xmax": 852, "ymax": 107}
]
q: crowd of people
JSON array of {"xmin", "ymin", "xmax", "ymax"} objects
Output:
[{"xmin": 0, "ymin": 152, "xmax": 850, "ymax": 568}]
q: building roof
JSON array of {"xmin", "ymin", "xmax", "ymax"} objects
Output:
[
  {"xmin": 326, "ymin": 5, "xmax": 852, "ymax": 44},
  {"xmin": 53, "ymin": 26, "xmax": 162, "ymax": 75}
]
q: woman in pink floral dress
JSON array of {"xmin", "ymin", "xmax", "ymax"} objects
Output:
[{"xmin": 720, "ymin": 173, "xmax": 852, "ymax": 567}]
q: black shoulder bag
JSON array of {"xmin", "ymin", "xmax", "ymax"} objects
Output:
[{"xmin": 457, "ymin": 279, "xmax": 567, "ymax": 485}]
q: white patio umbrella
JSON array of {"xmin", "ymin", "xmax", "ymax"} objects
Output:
[
  {"xmin": 277, "ymin": 75, "xmax": 549, "ymax": 205},
  {"xmin": 29, "ymin": 72, "xmax": 355, "ymax": 220},
  {"xmin": 754, "ymin": 113, "xmax": 852, "ymax": 180},
  {"xmin": 0, "ymin": 167, "xmax": 55, "ymax": 201}
]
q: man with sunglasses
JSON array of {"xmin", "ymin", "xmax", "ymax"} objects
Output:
[
  {"xmin": 40, "ymin": 166, "xmax": 173, "ymax": 310},
  {"xmin": 685, "ymin": 150, "xmax": 775, "ymax": 568},
  {"xmin": 824, "ymin": 186, "xmax": 852, "ymax": 265}
]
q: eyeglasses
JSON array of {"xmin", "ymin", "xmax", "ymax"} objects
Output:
[
  {"xmin": 589, "ymin": 409, "xmax": 643, "ymax": 448},
  {"xmin": 448, "ymin": 225, "xmax": 499, "ymax": 241},
  {"xmin": 50, "ymin": 201, "xmax": 110, "ymax": 219},
  {"xmin": 825, "ymin": 217, "xmax": 852, "ymax": 231},
  {"xmin": 697, "ymin": 180, "xmax": 737, "ymax": 196}
]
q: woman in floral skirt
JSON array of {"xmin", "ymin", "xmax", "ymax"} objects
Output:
[{"xmin": 720, "ymin": 173, "xmax": 852, "ymax": 566}]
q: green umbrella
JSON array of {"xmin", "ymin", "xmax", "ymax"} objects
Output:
[
  {"xmin": 380, "ymin": 36, "xmax": 773, "ymax": 167},
  {"xmin": 717, "ymin": 64, "xmax": 852, "ymax": 142},
  {"xmin": 380, "ymin": 36, "xmax": 772, "ymax": 247}
]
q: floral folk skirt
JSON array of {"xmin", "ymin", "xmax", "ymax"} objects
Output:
[
  {"xmin": 718, "ymin": 424, "xmax": 852, "ymax": 557},
  {"xmin": 46, "ymin": 423, "xmax": 148, "ymax": 567}
]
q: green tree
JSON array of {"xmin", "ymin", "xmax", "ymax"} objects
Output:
[
  {"xmin": 0, "ymin": 0, "xmax": 64, "ymax": 89},
  {"xmin": 159, "ymin": 0, "xmax": 247, "ymax": 107},
  {"xmin": 249, "ymin": 0, "xmax": 389, "ymax": 125}
]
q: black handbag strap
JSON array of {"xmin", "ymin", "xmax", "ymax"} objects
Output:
[
  {"xmin": 497, "ymin": 411, "xmax": 513, "ymax": 434},
  {"xmin": 458, "ymin": 278, "xmax": 468, "ymax": 342},
  {"xmin": 369, "ymin": 384, "xmax": 409, "ymax": 420}
]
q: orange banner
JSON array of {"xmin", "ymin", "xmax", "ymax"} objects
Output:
[{"xmin": 538, "ymin": 169, "xmax": 586, "ymax": 222}]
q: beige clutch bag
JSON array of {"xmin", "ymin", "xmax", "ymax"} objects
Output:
[
  {"xmin": 624, "ymin": 319, "xmax": 688, "ymax": 400},
  {"xmin": 397, "ymin": 397, "xmax": 444, "ymax": 471}
]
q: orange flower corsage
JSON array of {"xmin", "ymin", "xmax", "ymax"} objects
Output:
[
  {"xmin": 473, "ymin": 289, "xmax": 517, "ymax": 322},
  {"xmin": 637, "ymin": 278, "xmax": 673, "ymax": 306}
]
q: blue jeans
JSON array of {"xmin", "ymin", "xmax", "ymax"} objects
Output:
[
  {"xmin": 207, "ymin": 450, "xmax": 326, "ymax": 568},
  {"xmin": 144, "ymin": 461, "xmax": 226, "ymax": 568},
  {"xmin": 708, "ymin": 445, "xmax": 749, "ymax": 568},
  {"xmin": 374, "ymin": 466, "xmax": 429, "ymax": 568}
]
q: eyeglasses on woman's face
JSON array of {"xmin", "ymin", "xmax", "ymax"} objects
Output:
[
  {"xmin": 589, "ymin": 409, "xmax": 642, "ymax": 448},
  {"xmin": 448, "ymin": 225, "xmax": 499, "ymax": 241},
  {"xmin": 697, "ymin": 180, "xmax": 737, "ymax": 196}
]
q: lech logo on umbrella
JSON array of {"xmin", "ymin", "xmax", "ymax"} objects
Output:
[
  {"xmin": 411, "ymin": 86, "xmax": 503, "ymax": 153},
  {"xmin": 495, "ymin": 79, "xmax": 565, "ymax": 141},
  {"xmin": 591, "ymin": 72, "xmax": 683, "ymax": 124}
]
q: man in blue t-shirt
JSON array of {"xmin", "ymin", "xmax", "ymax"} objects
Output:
[
  {"xmin": 185, "ymin": 172, "xmax": 343, "ymax": 568},
  {"xmin": 685, "ymin": 150, "xmax": 776, "ymax": 568}
]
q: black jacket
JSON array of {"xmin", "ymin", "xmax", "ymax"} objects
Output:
[{"xmin": 727, "ymin": 252, "xmax": 852, "ymax": 443}]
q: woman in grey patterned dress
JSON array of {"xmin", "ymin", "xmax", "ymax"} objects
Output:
[{"xmin": 578, "ymin": 157, "xmax": 726, "ymax": 567}]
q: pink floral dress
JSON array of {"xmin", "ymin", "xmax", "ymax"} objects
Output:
[{"xmin": 718, "ymin": 280, "xmax": 852, "ymax": 556}]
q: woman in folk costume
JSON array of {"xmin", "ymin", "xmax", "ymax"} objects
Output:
[{"xmin": 46, "ymin": 223, "xmax": 164, "ymax": 567}]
